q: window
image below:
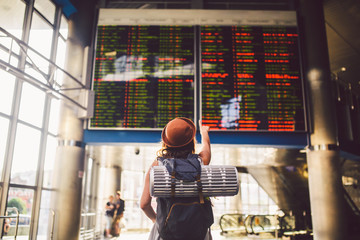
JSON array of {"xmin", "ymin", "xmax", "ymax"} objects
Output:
[
  {"xmin": 48, "ymin": 97, "xmax": 60, "ymax": 135},
  {"xmin": 0, "ymin": 0, "xmax": 70, "ymax": 239},
  {"xmin": 59, "ymin": 15, "xmax": 68, "ymax": 39},
  {"xmin": 54, "ymin": 36, "xmax": 67, "ymax": 87},
  {"xmin": 43, "ymin": 134, "xmax": 57, "ymax": 188},
  {"xmin": 0, "ymin": 69, "xmax": 16, "ymax": 115},
  {"xmin": 0, "ymin": 0, "xmax": 26, "ymax": 39},
  {"xmin": 240, "ymin": 173, "xmax": 278, "ymax": 215},
  {"xmin": 29, "ymin": 11, "xmax": 53, "ymax": 59},
  {"xmin": 18, "ymin": 82, "xmax": 45, "ymax": 128},
  {"xmin": 34, "ymin": 0, "xmax": 56, "ymax": 24},
  {"xmin": 6, "ymin": 187, "xmax": 34, "ymax": 238},
  {"xmin": 37, "ymin": 190, "xmax": 54, "ymax": 239},
  {"xmin": 0, "ymin": 117, "xmax": 10, "ymax": 175},
  {"xmin": 0, "ymin": 37, "xmax": 21, "ymax": 68},
  {"xmin": 11, "ymin": 123, "xmax": 41, "ymax": 186}
]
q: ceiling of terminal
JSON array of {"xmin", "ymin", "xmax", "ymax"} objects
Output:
[{"xmin": 324, "ymin": 0, "xmax": 360, "ymax": 94}]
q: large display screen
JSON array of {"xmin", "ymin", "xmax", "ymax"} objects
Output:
[
  {"xmin": 90, "ymin": 9, "xmax": 306, "ymax": 131},
  {"xmin": 201, "ymin": 25, "xmax": 305, "ymax": 131},
  {"xmin": 91, "ymin": 25, "xmax": 195, "ymax": 129}
]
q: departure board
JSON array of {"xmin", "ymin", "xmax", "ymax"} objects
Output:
[
  {"xmin": 90, "ymin": 25, "xmax": 195, "ymax": 129},
  {"xmin": 201, "ymin": 26, "xmax": 305, "ymax": 131}
]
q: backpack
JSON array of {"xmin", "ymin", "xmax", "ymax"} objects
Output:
[{"xmin": 156, "ymin": 154, "xmax": 214, "ymax": 240}]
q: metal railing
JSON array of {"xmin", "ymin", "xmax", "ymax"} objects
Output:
[
  {"xmin": 219, "ymin": 213, "xmax": 247, "ymax": 235},
  {"xmin": 0, "ymin": 207, "xmax": 20, "ymax": 239},
  {"xmin": 79, "ymin": 209, "xmax": 97, "ymax": 240},
  {"xmin": 49, "ymin": 209, "xmax": 56, "ymax": 240},
  {"xmin": 244, "ymin": 214, "xmax": 279, "ymax": 236}
]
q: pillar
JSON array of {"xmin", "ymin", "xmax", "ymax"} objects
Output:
[
  {"xmin": 51, "ymin": 1, "xmax": 97, "ymax": 239},
  {"xmin": 298, "ymin": 0, "xmax": 348, "ymax": 239}
]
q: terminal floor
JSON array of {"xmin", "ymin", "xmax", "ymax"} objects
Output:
[
  {"xmin": 1, "ymin": 230, "xmax": 285, "ymax": 240},
  {"xmin": 105, "ymin": 229, "xmax": 283, "ymax": 240}
]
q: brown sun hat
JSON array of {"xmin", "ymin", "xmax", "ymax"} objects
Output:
[{"xmin": 162, "ymin": 117, "xmax": 196, "ymax": 148}]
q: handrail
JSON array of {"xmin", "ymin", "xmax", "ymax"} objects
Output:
[
  {"xmin": 244, "ymin": 215, "xmax": 251, "ymax": 234},
  {"xmin": 252, "ymin": 214, "xmax": 278, "ymax": 233},
  {"xmin": 79, "ymin": 209, "xmax": 97, "ymax": 240},
  {"xmin": 343, "ymin": 187, "xmax": 360, "ymax": 216},
  {"xmin": 0, "ymin": 207, "xmax": 20, "ymax": 239},
  {"xmin": 220, "ymin": 213, "xmax": 280, "ymax": 236},
  {"xmin": 221, "ymin": 213, "xmax": 313, "ymax": 237},
  {"xmin": 219, "ymin": 213, "xmax": 247, "ymax": 234},
  {"xmin": 50, "ymin": 209, "xmax": 56, "ymax": 240}
]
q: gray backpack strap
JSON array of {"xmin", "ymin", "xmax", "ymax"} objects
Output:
[{"xmin": 157, "ymin": 157, "xmax": 164, "ymax": 166}]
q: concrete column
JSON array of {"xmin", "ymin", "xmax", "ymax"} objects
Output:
[
  {"xmin": 51, "ymin": 1, "xmax": 97, "ymax": 239},
  {"xmin": 298, "ymin": 0, "xmax": 348, "ymax": 239}
]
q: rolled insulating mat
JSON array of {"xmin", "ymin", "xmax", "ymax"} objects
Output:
[{"xmin": 150, "ymin": 165, "xmax": 239, "ymax": 197}]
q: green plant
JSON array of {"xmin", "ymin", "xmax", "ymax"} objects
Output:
[{"xmin": 7, "ymin": 198, "xmax": 27, "ymax": 214}]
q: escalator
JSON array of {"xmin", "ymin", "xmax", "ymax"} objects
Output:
[
  {"xmin": 219, "ymin": 213, "xmax": 312, "ymax": 238},
  {"xmin": 244, "ymin": 152, "xmax": 360, "ymax": 239},
  {"xmin": 341, "ymin": 158, "xmax": 360, "ymax": 239}
]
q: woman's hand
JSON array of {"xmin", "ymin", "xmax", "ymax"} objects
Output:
[{"xmin": 199, "ymin": 120, "xmax": 210, "ymax": 135}]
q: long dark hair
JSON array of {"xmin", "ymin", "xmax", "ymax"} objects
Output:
[{"xmin": 157, "ymin": 140, "xmax": 195, "ymax": 159}]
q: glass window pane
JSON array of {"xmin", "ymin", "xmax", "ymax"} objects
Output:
[
  {"xmin": 24, "ymin": 60, "xmax": 49, "ymax": 85},
  {"xmin": 60, "ymin": 15, "xmax": 68, "ymax": 39},
  {"xmin": 54, "ymin": 68, "xmax": 64, "ymax": 89},
  {"xmin": 0, "ymin": 39, "xmax": 21, "ymax": 66},
  {"xmin": 11, "ymin": 123, "xmax": 41, "ymax": 186},
  {"xmin": 43, "ymin": 135, "xmax": 57, "ymax": 188},
  {"xmin": 240, "ymin": 182, "xmax": 249, "ymax": 204},
  {"xmin": 0, "ymin": 69, "xmax": 16, "ymax": 115},
  {"xmin": 29, "ymin": 11, "xmax": 53, "ymax": 60},
  {"xmin": 34, "ymin": 0, "xmax": 56, "ymax": 24},
  {"xmin": 6, "ymin": 187, "xmax": 34, "ymax": 237},
  {"xmin": 56, "ymin": 36, "xmax": 66, "ymax": 69},
  {"xmin": 0, "ymin": 47, "xmax": 9, "ymax": 62},
  {"xmin": 248, "ymin": 184, "xmax": 259, "ymax": 207},
  {"xmin": 0, "ymin": 116, "xmax": 10, "ymax": 176},
  {"xmin": 48, "ymin": 97, "xmax": 61, "ymax": 135},
  {"xmin": 18, "ymin": 82, "xmax": 45, "ymax": 127},
  {"xmin": 54, "ymin": 36, "xmax": 67, "ymax": 88},
  {"xmin": 0, "ymin": 0, "xmax": 25, "ymax": 39},
  {"xmin": 259, "ymin": 187, "xmax": 269, "ymax": 205},
  {"xmin": 37, "ymin": 190, "xmax": 53, "ymax": 239},
  {"xmin": 10, "ymin": 55, "xmax": 20, "ymax": 68}
]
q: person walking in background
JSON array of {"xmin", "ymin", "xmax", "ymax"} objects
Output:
[
  {"xmin": 140, "ymin": 118, "xmax": 213, "ymax": 240},
  {"xmin": 112, "ymin": 191, "xmax": 125, "ymax": 237},
  {"xmin": 105, "ymin": 195, "xmax": 115, "ymax": 238}
]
